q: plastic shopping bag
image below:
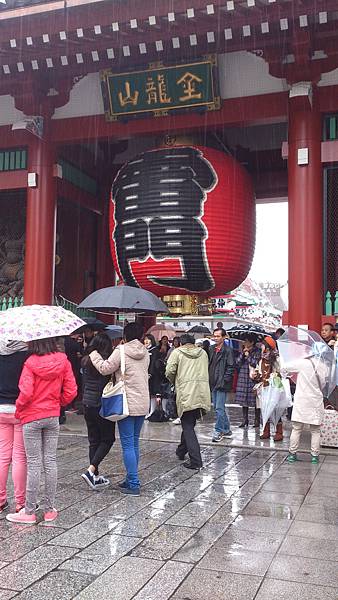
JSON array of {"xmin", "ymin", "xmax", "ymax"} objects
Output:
[
  {"xmin": 260, "ymin": 375, "xmax": 283, "ymax": 430},
  {"xmin": 270, "ymin": 377, "xmax": 293, "ymax": 427}
]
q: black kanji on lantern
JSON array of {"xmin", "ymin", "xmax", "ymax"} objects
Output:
[{"xmin": 112, "ymin": 147, "xmax": 217, "ymax": 292}]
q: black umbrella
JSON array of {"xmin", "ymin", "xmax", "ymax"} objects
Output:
[
  {"xmin": 73, "ymin": 317, "xmax": 107, "ymax": 334},
  {"xmin": 79, "ymin": 286, "xmax": 169, "ymax": 314},
  {"xmin": 105, "ymin": 325, "xmax": 124, "ymax": 340},
  {"xmin": 83, "ymin": 317, "xmax": 107, "ymax": 329},
  {"xmin": 226, "ymin": 324, "xmax": 268, "ymax": 342},
  {"xmin": 187, "ymin": 325, "xmax": 211, "ymax": 335}
]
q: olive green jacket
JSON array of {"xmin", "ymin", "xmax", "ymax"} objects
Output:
[{"xmin": 165, "ymin": 345, "xmax": 211, "ymax": 418}]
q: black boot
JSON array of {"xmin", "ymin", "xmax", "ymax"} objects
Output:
[
  {"xmin": 254, "ymin": 408, "xmax": 261, "ymax": 428},
  {"xmin": 239, "ymin": 406, "xmax": 249, "ymax": 428}
]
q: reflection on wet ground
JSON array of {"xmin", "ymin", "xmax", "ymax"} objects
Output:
[{"xmin": 0, "ymin": 417, "xmax": 337, "ymax": 600}]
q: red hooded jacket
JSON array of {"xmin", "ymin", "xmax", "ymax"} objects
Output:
[{"xmin": 15, "ymin": 352, "xmax": 77, "ymax": 425}]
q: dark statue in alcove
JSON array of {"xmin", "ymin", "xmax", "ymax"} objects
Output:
[{"xmin": 0, "ymin": 194, "xmax": 25, "ymax": 299}]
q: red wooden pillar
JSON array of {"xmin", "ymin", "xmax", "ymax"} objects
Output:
[
  {"xmin": 24, "ymin": 121, "xmax": 56, "ymax": 304},
  {"xmin": 288, "ymin": 94, "xmax": 323, "ymax": 332}
]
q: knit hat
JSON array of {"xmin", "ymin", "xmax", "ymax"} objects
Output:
[{"xmin": 263, "ymin": 336, "xmax": 277, "ymax": 350}]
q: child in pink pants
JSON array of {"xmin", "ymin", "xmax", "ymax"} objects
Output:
[
  {"xmin": 0, "ymin": 340, "xmax": 28, "ymax": 513},
  {"xmin": 0, "ymin": 413, "xmax": 26, "ymax": 511}
]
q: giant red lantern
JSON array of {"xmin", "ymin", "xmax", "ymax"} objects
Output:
[{"xmin": 110, "ymin": 146, "xmax": 255, "ymax": 296}]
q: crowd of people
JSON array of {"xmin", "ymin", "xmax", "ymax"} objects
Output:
[{"xmin": 0, "ymin": 319, "xmax": 336, "ymax": 525}]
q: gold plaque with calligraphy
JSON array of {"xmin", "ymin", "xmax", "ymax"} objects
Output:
[{"xmin": 101, "ymin": 59, "xmax": 219, "ymax": 120}]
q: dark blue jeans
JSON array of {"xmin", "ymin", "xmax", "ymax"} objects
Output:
[
  {"xmin": 211, "ymin": 390, "xmax": 231, "ymax": 434},
  {"xmin": 118, "ymin": 416, "xmax": 145, "ymax": 489}
]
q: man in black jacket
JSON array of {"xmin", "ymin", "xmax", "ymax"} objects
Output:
[{"xmin": 209, "ymin": 328, "xmax": 234, "ymax": 442}]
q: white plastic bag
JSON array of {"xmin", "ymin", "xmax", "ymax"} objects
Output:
[
  {"xmin": 260, "ymin": 375, "xmax": 282, "ymax": 430},
  {"xmin": 270, "ymin": 377, "xmax": 293, "ymax": 426}
]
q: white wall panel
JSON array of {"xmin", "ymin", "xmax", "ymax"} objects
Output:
[
  {"xmin": 218, "ymin": 51, "xmax": 287, "ymax": 98},
  {"xmin": 53, "ymin": 72, "xmax": 104, "ymax": 119},
  {"xmin": 0, "ymin": 95, "xmax": 25, "ymax": 126}
]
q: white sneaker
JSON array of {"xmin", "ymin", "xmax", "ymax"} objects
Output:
[
  {"xmin": 94, "ymin": 475, "xmax": 110, "ymax": 487},
  {"xmin": 172, "ymin": 418, "xmax": 181, "ymax": 425}
]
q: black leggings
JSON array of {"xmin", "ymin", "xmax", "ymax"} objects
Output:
[{"xmin": 84, "ymin": 406, "xmax": 116, "ymax": 475}]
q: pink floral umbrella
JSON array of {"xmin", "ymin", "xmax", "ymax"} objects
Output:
[
  {"xmin": 0, "ymin": 304, "xmax": 86, "ymax": 342},
  {"xmin": 146, "ymin": 323, "xmax": 177, "ymax": 341}
]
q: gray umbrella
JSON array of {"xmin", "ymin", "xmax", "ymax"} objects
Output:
[
  {"xmin": 105, "ymin": 325, "xmax": 124, "ymax": 340},
  {"xmin": 79, "ymin": 286, "xmax": 169, "ymax": 314}
]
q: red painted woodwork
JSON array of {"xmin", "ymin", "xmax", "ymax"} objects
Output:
[
  {"xmin": 95, "ymin": 176, "xmax": 119, "ymax": 292},
  {"xmin": 1, "ymin": 0, "xmax": 338, "ymax": 86},
  {"xmin": 50, "ymin": 92, "xmax": 289, "ymax": 144},
  {"xmin": 55, "ymin": 199, "xmax": 98, "ymax": 303},
  {"xmin": 0, "ymin": 0, "xmax": 311, "ymax": 38},
  {"xmin": 24, "ymin": 123, "xmax": 56, "ymax": 305},
  {"xmin": 254, "ymin": 169, "xmax": 288, "ymax": 202},
  {"xmin": 0, "ymin": 85, "xmax": 338, "ymax": 150},
  {"xmin": 1, "ymin": 0, "xmax": 337, "ymax": 52},
  {"xmin": 110, "ymin": 146, "xmax": 255, "ymax": 297},
  {"xmin": 287, "ymin": 95, "xmax": 323, "ymax": 332},
  {"xmin": 0, "ymin": 171, "xmax": 27, "ymax": 190},
  {"xmin": 57, "ymin": 180, "xmax": 102, "ymax": 214},
  {"xmin": 47, "ymin": 85, "xmax": 338, "ymax": 144}
]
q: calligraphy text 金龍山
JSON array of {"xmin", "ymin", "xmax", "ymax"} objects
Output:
[{"xmin": 116, "ymin": 69, "xmax": 206, "ymax": 110}]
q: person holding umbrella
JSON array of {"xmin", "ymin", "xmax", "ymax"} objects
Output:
[
  {"xmin": 252, "ymin": 336, "xmax": 284, "ymax": 441},
  {"xmin": 287, "ymin": 342, "xmax": 331, "ymax": 464},
  {"xmin": 235, "ymin": 334, "xmax": 262, "ymax": 428},
  {"xmin": 0, "ymin": 305, "xmax": 84, "ymax": 525},
  {"xmin": 277, "ymin": 327, "xmax": 336, "ymax": 463}
]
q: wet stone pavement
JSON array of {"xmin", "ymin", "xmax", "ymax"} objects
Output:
[{"xmin": 0, "ymin": 410, "xmax": 337, "ymax": 600}]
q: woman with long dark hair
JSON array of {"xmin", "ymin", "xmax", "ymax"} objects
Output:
[
  {"xmin": 144, "ymin": 333, "xmax": 164, "ymax": 417},
  {"xmin": 81, "ymin": 332, "xmax": 116, "ymax": 490},
  {"xmin": 6, "ymin": 337, "xmax": 77, "ymax": 525},
  {"xmin": 235, "ymin": 334, "xmax": 261, "ymax": 428},
  {"xmin": 90, "ymin": 322, "xmax": 150, "ymax": 496}
]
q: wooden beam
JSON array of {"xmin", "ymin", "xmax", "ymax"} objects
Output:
[
  {"xmin": 0, "ymin": 170, "xmax": 27, "ymax": 189},
  {"xmin": 1, "ymin": 85, "xmax": 338, "ymax": 149},
  {"xmin": 1, "ymin": 0, "xmax": 337, "ymax": 54},
  {"xmin": 50, "ymin": 91, "xmax": 289, "ymax": 144},
  {"xmin": 57, "ymin": 179, "xmax": 102, "ymax": 213}
]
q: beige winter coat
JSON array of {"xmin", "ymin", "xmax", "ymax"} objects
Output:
[
  {"xmin": 165, "ymin": 345, "xmax": 211, "ymax": 418},
  {"xmin": 90, "ymin": 340, "xmax": 150, "ymax": 416}
]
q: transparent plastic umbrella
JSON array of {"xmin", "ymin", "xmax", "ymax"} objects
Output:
[
  {"xmin": 277, "ymin": 326, "xmax": 336, "ymax": 397},
  {"xmin": 259, "ymin": 376, "xmax": 285, "ymax": 430},
  {"xmin": 270, "ymin": 378, "xmax": 293, "ymax": 427}
]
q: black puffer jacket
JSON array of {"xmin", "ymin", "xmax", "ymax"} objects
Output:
[
  {"xmin": 82, "ymin": 364, "xmax": 109, "ymax": 408},
  {"xmin": 0, "ymin": 352, "xmax": 28, "ymax": 405},
  {"xmin": 148, "ymin": 346, "xmax": 167, "ymax": 396},
  {"xmin": 209, "ymin": 343, "xmax": 234, "ymax": 392}
]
